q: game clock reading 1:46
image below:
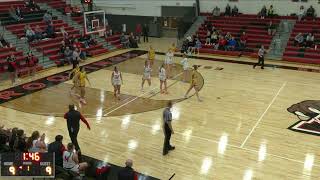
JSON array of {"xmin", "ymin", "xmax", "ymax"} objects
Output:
[{"xmin": 0, "ymin": 152, "xmax": 55, "ymax": 177}]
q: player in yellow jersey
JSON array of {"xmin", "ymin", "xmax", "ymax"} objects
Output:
[
  {"xmin": 169, "ymin": 43, "xmax": 176, "ymax": 52},
  {"xmin": 75, "ymin": 67, "xmax": 91, "ymax": 104},
  {"xmin": 184, "ymin": 65, "xmax": 202, "ymax": 102},
  {"xmin": 69, "ymin": 64, "xmax": 80, "ymax": 97},
  {"xmin": 148, "ymin": 45, "xmax": 155, "ymax": 66}
]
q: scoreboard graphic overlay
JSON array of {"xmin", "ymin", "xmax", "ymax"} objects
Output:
[{"xmin": 0, "ymin": 152, "xmax": 54, "ymax": 177}]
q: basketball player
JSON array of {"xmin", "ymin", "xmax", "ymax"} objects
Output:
[
  {"xmin": 159, "ymin": 63, "xmax": 168, "ymax": 94},
  {"xmin": 253, "ymin": 45, "xmax": 270, "ymax": 69},
  {"xmin": 69, "ymin": 64, "xmax": 80, "ymax": 97},
  {"xmin": 148, "ymin": 45, "xmax": 155, "ymax": 66},
  {"xmin": 76, "ymin": 67, "xmax": 91, "ymax": 104},
  {"xmin": 184, "ymin": 65, "xmax": 202, "ymax": 102},
  {"xmin": 111, "ymin": 66, "xmax": 123, "ymax": 100},
  {"xmin": 180, "ymin": 53, "xmax": 189, "ymax": 82},
  {"xmin": 164, "ymin": 49, "xmax": 174, "ymax": 78},
  {"xmin": 169, "ymin": 43, "xmax": 176, "ymax": 52},
  {"xmin": 141, "ymin": 60, "xmax": 152, "ymax": 91}
]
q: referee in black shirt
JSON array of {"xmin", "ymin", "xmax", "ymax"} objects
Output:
[{"xmin": 163, "ymin": 101, "xmax": 175, "ymax": 155}]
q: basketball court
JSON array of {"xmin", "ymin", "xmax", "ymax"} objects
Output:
[{"xmin": 1, "ymin": 37, "xmax": 320, "ymax": 179}]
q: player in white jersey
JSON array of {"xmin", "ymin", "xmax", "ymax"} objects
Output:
[
  {"xmin": 141, "ymin": 60, "xmax": 152, "ymax": 91},
  {"xmin": 111, "ymin": 66, "xmax": 123, "ymax": 100},
  {"xmin": 164, "ymin": 49, "xmax": 174, "ymax": 78},
  {"xmin": 159, "ymin": 63, "xmax": 168, "ymax": 94},
  {"xmin": 63, "ymin": 143, "xmax": 88, "ymax": 174},
  {"xmin": 180, "ymin": 53, "xmax": 189, "ymax": 82}
]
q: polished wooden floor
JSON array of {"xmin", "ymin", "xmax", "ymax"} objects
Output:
[{"xmin": 1, "ymin": 38, "xmax": 320, "ymax": 180}]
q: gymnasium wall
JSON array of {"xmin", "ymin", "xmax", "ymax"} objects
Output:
[{"xmin": 91, "ymin": 0, "xmax": 320, "ymax": 17}]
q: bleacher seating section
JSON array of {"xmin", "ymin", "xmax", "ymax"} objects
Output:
[
  {"xmin": 105, "ymin": 34, "xmax": 123, "ymax": 49},
  {"xmin": 198, "ymin": 14, "xmax": 281, "ymax": 58},
  {"xmin": 283, "ymin": 19, "xmax": 320, "ymax": 64},
  {"xmin": 1, "ymin": 0, "xmax": 110, "ymax": 66},
  {"xmin": 0, "ymin": 47, "xmax": 42, "ymax": 76},
  {"xmin": 0, "ymin": 0, "xmax": 49, "ymax": 26}
]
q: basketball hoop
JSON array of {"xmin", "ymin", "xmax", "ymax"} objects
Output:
[{"xmin": 83, "ymin": 10, "xmax": 106, "ymax": 35}]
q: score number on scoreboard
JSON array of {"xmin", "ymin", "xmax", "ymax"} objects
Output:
[{"xmin": 0, "ymin": 152, "xmax": 54, "ymax": 177}]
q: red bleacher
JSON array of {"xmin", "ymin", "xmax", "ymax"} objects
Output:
[
  {"xmin": 71, "ymin": 16, "xmax": 83, "ymax": 24},
  {"xmin": 0, "ymin": 1, "xmax": 25, "ymax": 13},
  {"xmin": 197, "ymin": 14, "xmax": 278, "ymax": 58},
  {"xmin": 0, "ymin": 47, "xmax": 42, "ymax": 75},
  {"xmin": 105, "ymin": 34, "xmax": 123, "ymax": 49},
  {"xmin": 283, "ymin": 19, "xmax": 320, "ymax": 64},
  {"xmin": 5, "ymin": 16, "xmax": 109, "ymax": 65}
]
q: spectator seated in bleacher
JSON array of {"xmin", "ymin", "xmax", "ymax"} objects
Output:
[
  {"xmin": 48, "ymin": 135, "xmax": 65, "ymax": 167},
  {"xmin": 15, "ymin": 6, "xmax": 24, "ymax": 20},
  {"xmin": 0, "ymin": 34, "xmax": 11, "ymax": 48},
  {"xmin": 44, "ymin": 22, "xmax": 55, "ymax": 38},
  {"xmin": 187, "ymin": 36, "xmax": 195, "ymax": 54},
  {"xmin": 43, "ymin": 11, "xmax": 52, "ymax": 25},
  {"xmin": 205, "ymin": 30, "xmax": 211, "ymax": 45},
  {"xmin": 195, "ymin": 38, "xmax": 201, "ymax": 55},
  {"xmin": 224, "ymin": 4, "xmax": 231, "ymax": 16},
  {"xmin": 267, "ymin": 21, "xmax": 276, "ymax": 36},
  {"xmin": 34, "ymin": 25, "xmax": 43, "ymax": 40},
  {"xmin": 60, "ymin": 41, "xmax": 67, "ymax": 54},
  {"xmin": 60, "ymin": 26, "xmax": 68, "ymax": 39},
  {"xmin": 306, "ymin": 5, "xmax": 316, "ymax": 19},
  {"xmin": 225, "ymin": 32, "xmax": 232, "ymax": 41},
  {"xmin": 73, "ymin": 39, "xmax": 86, "ymax": 59},
  {"xmin": 0, "ymin": 133, "xmax": 10, "ymax": 153},
  {"xmin": 104, "ymin": 27, "xmax": 113, "ymax": 38},
  {"xmin": 79, "ymin": 33, "xmax": 97, "ymax": 48},
  {"xmin": 63, "ymin": 142, "xmax": 89, "ymax": 174},
  {"xmin": 72, "ymin": 48, "xmax": 82, "ymax": 66},
  {"xmin": 231, "ymin": 5, "xmax": 239, "ymax": 16},
  {"xmin": 267, "ymin": 5, "xmax": 275, "ymax": 18},
  {"xmin": 9, "ymin": 6, "xmax": 23, "ymax": 21},
  {"xmin": 217, "ymin": 35, "xmax": 227, "ymax": 50},
  {"xmin": 306, "ymin": 33, "xmax": 315, "ymax": 48},
  {"xmin": 129, "ymin": 32, "xmax": 139, "ymax": 48},
  {"xmin": 27, "ymin": 131, "xmax": 47, "ymax": 153},
  {"xmin": 120, "ymin": 33, "xmax": 129, "ymax": 48},
  {"xmin": 297, "ymin": 5, "xmax": 306, "ymax": 21},
  {"xmin": 63, "ymin": 46, "xmax": 73, "ymax": 64},
  {"xmin": 118, "ymin": 159, "xmax": 138, "ymax": 180},
  {"xmin": 294, "ymin": 33, "xmax": 304, "ymax": 46},
  {"xmin": 227, "ymin": 37, "xmax": 237, "ymax": 51},
  {"xmin": 212, "ymin": 6, "xmax": 220, "ymax": 17},
  {"xmin": 71, "ymin": 6, "xmax": 82, "ymax": 17},
  {"xmin": 211, "ymin": 31, "xmax": 219, "ymax": 46},
  {"xmin": 25, "ymin": 25, "xmax": 36, "ymax": 42},
  {"xmin": 64, "ymin": 6, "xmax": 72, "ymax": 15},
  {"xmin": 65, "ymin": 34, "xmax": 74, "ymax": 47},
  {"xmin": 12, "ymin": 129, "xmax": 27, "ymax": 152},
  {"xmin": 181, "ymin": 39, "xmax": 189, "ymax": 53},
  {"xmin": 26, "ymin": 0, "xmax": 40, "ymax": 11},
  {"xmin": 8, "ymin": 128, "xmax": 18, "ymax": 151},
  {"xmin": 240, "ymin": 31, "xmax": 248, "ymax": 50},
  {"xmin": 259, "ymin": 5, "xmax": 267, "ymax": 19}
]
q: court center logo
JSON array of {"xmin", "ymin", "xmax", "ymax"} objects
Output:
[{"xmin": 287, "ymin": 100, "xmax": 320, "ymax": 136}]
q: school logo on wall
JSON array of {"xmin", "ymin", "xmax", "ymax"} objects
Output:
[{"xmin": 287, "ymin": 100, "xmax": 320, "ymax": 136}]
